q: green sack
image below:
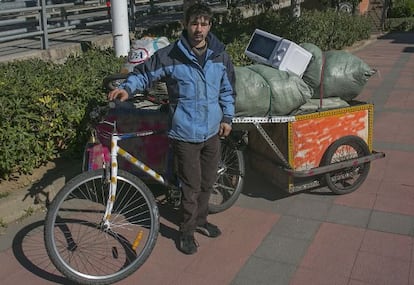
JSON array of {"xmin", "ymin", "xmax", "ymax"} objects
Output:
[
  {"xmin": 319, "ymin": 50, "xmax": 376, "ymax": 101},
  {"xmin": 234, "ymin": 66, "xmax": 271, "ymax": 117},
  {"xmin": 247, "ymin": 64, "xmax": 313, "ymax": 115},
  {"xmin": 300, "ymin": 43, "xmax": 323, "ymax": 96},
  {"xmin": 290, "ymin": 97, "xmax": 350, "ymax": 115}
]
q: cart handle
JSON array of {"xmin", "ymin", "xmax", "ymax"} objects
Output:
[{"xmin": 284, "ymin": 151, "xmax": 385, "ymax": 178}]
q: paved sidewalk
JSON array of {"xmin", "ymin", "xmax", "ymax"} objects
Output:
[
  {"xmin": 0, "ymin": 26, "xmax": 114, "ymax": 63},
  {"xmin": 0, "ymin": 31, "xmax": 413, "ymax": 285}
]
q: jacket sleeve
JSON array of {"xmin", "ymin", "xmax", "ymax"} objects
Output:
[
  {"xmin": 220, "ymin": 52, "xmax": 236, "ymax": 124},
  {"xmin": 224, "ymin": 52, "xmax": 237, "ymax": 99},
  {"xmin": 119, "ymin": 51, "xmax": 165, "ymax": 98}
]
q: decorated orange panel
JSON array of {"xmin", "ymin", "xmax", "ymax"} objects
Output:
[{"xmin": 290, "ymin": 106, "xmax": 371, "ymax": 171}]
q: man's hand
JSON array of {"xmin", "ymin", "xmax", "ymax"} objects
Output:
[
  {"xmin": 108, "ymin": 88, "xmax": 129, "ymax": 101},
  {"xmin": 219, "ymin": 122, "xmax": 232, "ymax": 137}
]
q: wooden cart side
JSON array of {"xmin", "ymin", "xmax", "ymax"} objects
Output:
[
  {"xmin": 245, "ymin": 103, "xmax": 376, "ymax": 193},
  {"xmin": 292, "ymin": 103, "xmax": 373, "ymax": 150},
  {"xmin": 287, "ymin": 103, "xmax": 373, "ymax": 172},
  {"xmin": 247, "ymin": 123, "xmax": 292, "ymax": 191}
]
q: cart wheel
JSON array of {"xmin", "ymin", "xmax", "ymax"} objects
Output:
[{"xmin": 321, "ymin": 135, "xmax": 370, "ymax": 194}]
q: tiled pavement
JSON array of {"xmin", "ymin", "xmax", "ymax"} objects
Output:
[{"xmin": 0, "ymin": 32, "xmax": 413, "ymax": 285}]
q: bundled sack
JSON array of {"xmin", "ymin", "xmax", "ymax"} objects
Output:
[
  {"xmin": 290, "ymin": 97, "xmax": 350, "ymax": 115},
  {"xmin": 300, "ymin": 43, "xmax": 323, "ymax": 94},
  {"xmin": 301, "ymin": 44, "xmax": 376, "ymax": 101},
  {"xmin": 234, "ymin": 64, "xmax": 313, "ymax": 117},
  {"xmin": 321, "ymin": 50, "xmax": 376, "ymax": 101},
  {"xmin": 234, "ymin": 66, "xmax": 272, "ymax": 117},
  {"xmin": 248, "ymin": 65, "xmax": 313, "ymax": 115}
]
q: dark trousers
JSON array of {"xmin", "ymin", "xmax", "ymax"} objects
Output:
[{"xmin": 171, "ymin": 135, "xmax": 220, "ymax": 234}]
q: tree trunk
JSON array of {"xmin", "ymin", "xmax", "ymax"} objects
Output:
[{"xmin": 291, "ymin": 0, "xmax": 301, "ymax": 18}]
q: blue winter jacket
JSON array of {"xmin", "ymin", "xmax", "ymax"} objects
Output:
[{"xmin": 119, "ymin": 31, "xmax": 236, "ymax": 143}]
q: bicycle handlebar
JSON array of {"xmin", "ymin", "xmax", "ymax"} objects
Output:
[
  {"xmin": 108, "ymin": 99, "xmax": 135, "ymax": 109},
  {"xmin": 103, "ymin": 73, "xmax": 169, "ymax": 106}
]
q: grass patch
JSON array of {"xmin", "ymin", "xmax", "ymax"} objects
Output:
[
  {"xmin": 0, "ymin": 218, "xmax": 6, "ymax": 229},
  {"xmin": 19, "ymin": 206, "xmax": 35, "ymax": 221}
]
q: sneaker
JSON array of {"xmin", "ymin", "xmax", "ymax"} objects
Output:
[
  {"xmin": 179, "ymin": 233, "xmax": 198, "ymax": 255},
  {"xmin": 196, "ymin": 222, "xmax": 221, "ymax": 238}
]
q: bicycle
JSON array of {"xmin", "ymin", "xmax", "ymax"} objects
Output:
[{"xmin": 44, "ymin": 96, "xmax": 245, "ymax": 285}]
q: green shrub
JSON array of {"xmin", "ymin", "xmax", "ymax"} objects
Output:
[
  {"xmin": 389, "ymin": 0, "xmax": 414, "ymax": 18},
  {"xmin": 248, "ymin": 8, "xmax": 370, "ymax": 50},
  {"xmin": 222, "ymin": 8, "xmax": 370, "ymax": 65},
  {"xmin": 396, "ymin": 19, "xmax": 414, "ymax": 30},
  {"xmin": 387, "ymin": 16, "xmax": 414, "ymax": 31},
  {"xmin": 0, "ymin": 49, "xmax": 124, "ymax": 179}
]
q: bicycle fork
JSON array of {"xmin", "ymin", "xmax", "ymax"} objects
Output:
[
  {"xmin": 102, "ymin": 131, "xmax": 170, "ymax": 229},
  {"xmin": 102, "ymin": 134, "xmax": 118, "ymax": 230}
]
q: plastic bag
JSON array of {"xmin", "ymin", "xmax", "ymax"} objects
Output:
[{"xmin": 123, "ymin": 36, "xmax": 170, "ymax": 72}]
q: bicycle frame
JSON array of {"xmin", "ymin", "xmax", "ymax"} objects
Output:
[{"xmin": 102, "ymin": 120, "xmax": 171, "ymax": 228}]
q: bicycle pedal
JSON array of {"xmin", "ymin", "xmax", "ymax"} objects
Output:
[{"xmin": 167, "ymin": 188, "xmax": 182, "ymax": 208}]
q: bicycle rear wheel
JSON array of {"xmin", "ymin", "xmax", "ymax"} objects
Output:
[
  {"xmin": 44, "ymin": 169, "xmax": 159, "ymax": 285},
  {"xmin": 209, "ymin": 138, "xmax": 245, "ymax": 213}
]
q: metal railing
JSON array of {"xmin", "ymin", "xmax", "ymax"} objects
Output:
[
  {"xmin": 0, "ymin": 0, "xmax": 289, "ymax": 50},
  {"xmin": 0, "ymin": 0, "xmax": 225, "ymax": 49},
  {"xmin": 0, "ymin": 0, "xmax": 112, "ymax": 49}
]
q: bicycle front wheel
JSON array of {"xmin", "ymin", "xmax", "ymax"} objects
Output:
[{"xmin": 44, "ymin": 169, "xmax": 159, "ymax": 285}]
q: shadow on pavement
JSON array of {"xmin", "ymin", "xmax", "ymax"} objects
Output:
[
  {"xmin": 12, "ymin": 220, "xmax": 76, "ymax": 284},
  {"xmin": 378, "ymin": 31, "xmax": 414, "ymax": 45},
  {"xmin": 21, "ymin": 158, "xmax": 81, "ymax": 208},
  {"xmin": 240, "ymin": 152, "xmax": 292, "ymax": 201}
]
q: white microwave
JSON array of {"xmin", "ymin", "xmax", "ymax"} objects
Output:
[{"xmin": 244, "ymin": 29, "xmax": 312, "ymax": 78}]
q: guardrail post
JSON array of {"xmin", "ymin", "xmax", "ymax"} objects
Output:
[
  {"xmin": 129, "ymin": 0, "xmax": 137, "ymax": 31},
  {"xmin": 111, "ymin": 0, "xmax": 130, "ymax": 57},
  {"xmin": 40, "ymin": 0, "xmax": 49, "ymax": 49}
]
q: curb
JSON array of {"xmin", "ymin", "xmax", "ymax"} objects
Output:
[
  {"xmin": 0, "ymin": 159, "xmax": 81, "ymax": 227},
  {"xmin": 344, "ymin": 34, "xmax": 380, "ymax": 52},
  {"xmin": 0, "ymin": 33, "xmax": 114, "ymax": 64}
]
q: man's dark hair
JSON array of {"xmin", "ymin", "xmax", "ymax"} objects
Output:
[{"xmin": 184, "ymin": 2, "xmax": 213, "ymax": 25}]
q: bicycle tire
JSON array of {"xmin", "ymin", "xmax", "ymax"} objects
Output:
[
  {"xmin": 81, "ymin": 142, "xmax": 94, "ymax": 172},
  {"xmin": 81, "ymin": 142, "xmax": 90, "ymax": 172},
  {"xmin": 44, "ymin": 169, "xmax": 159, "ymax": 285},
  {"xmin": 103, "ymin": 73, "xmax": 128, "ymax": 91},
  {"xmin": 209, "ymin": 138, "xmax": 245, "ymax": 213},
  {"xmin": 321, "ymin": 135, "xmax": 371, "ymax": 194}
]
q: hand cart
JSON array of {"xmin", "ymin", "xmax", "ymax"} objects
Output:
[{"xmin": 232, "ymin": 100, "xmax": 385, "ymax": 194}]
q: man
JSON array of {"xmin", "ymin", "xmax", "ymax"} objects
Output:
[{"xmin": 108, "ymin": 3, "xmax": 236, "ymax": 255}]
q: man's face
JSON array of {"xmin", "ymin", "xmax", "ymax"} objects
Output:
[{"xmin": 185, "ymin": 16, "xmax": 211, "ymax": 47}]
